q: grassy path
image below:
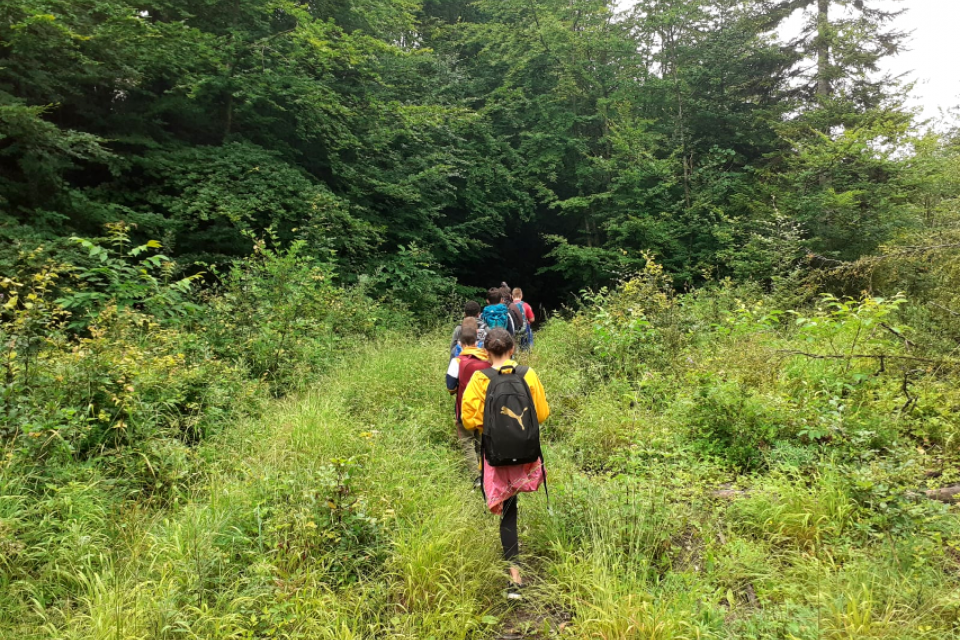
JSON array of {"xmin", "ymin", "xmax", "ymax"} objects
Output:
[
  {"xmin": 21, "ymin": 335, "xmax": 522, "ymax": 639},
  {"xmin": 10, "ymin": 327, "xmax": 960, "ymax": 639}
]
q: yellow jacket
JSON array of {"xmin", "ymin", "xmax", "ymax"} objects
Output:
[{"xmin": 461, "ymin": 360, "xmax": 550, "ymax": 433}]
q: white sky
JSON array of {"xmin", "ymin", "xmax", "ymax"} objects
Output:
[
  {"xmin": 778, "ymin": 0, "xmax": 960, "ymax": 125},
  {"xmin": 881, "ymin": 0, "xmax": 960, "ymax": 124}
]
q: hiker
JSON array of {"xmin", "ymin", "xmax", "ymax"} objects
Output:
[
  {"xmin": 482, "ymin": 288, "xmax": 516, "ymax": 335},
  {"xmin": 461, "ymin": 328, "xmax": 550, "ymax": 599},
  {"xmin": 503, "ymin": 287, "xmax": 525, "ymax": 338},
  {"xmin": 446, "ymin": 318, "xmax": 490, "ymax": 482},
  {"xmin": 450, "ymin": 300, "xmax": 487, "ymax": 359},
  {"xmin": 512, "ymin": 288, "xmax": 535, "ymax": 351}
]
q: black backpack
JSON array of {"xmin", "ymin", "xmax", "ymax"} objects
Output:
[{"xmin": 479, "ymin": 365, "xmax": 541, "ymax": 466}]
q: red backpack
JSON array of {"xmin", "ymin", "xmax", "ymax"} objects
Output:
[{"xmin": 456, "ymin": 354, "xmax": 491, "ymax": 420}]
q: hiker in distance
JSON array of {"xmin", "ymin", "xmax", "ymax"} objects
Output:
[
  {"xmin": 502, "ymin": 286, "xmax": 525, "ymax": 341},
  {"xmin": 461, "ymin": 328, "xmax": 550, "ymax": 599},
  {"xmin": 512, "ymin": 287, "xmax": 535, "ymax": 351},
  {"xmin": 446, "ymin": 318, "xmax": 490, "ymax": 485},
  {"xmin": 482, "ymin": 287, "xmax": 516, "ymax": 335},
  {"xmin": 449, "ymin": 300, "xmax": 487, "ymax": 359}
]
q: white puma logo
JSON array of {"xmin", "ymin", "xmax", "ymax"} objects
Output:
[{"xmin": 500, "ymin": 406, "xmax": 529, "ymax": 430}]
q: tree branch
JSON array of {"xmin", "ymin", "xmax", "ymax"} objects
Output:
[
  {"xmin": 929, "ymin": 301, "xmax": 960, "ymax": 318},
  {"xmin": 779, "ymin": 350, "xmax": 950, "ymax": 365},
  {"xmin": 907, "ymin": 485, "xmax": 960, "ymax": 503}
]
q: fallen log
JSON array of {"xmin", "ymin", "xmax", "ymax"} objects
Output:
[{"xmin": 913, "ymin": 484, "xmax": 960, "ymax": 503}]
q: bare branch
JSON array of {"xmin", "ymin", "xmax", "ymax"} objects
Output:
[
  {"xmin": 929, "ymin": 301, "xmax": 960, "ymax": 318},
  {"xmin": 778, "ymin": 350, "xmax": 952, "ymax": 366}
]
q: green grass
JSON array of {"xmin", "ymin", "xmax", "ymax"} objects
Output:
[
  {"xmin": 1, "ymin": 335, "xmax": 506, "ymax": 639},
  {"xmin": 3, "ymin": 320, "xmax": 960, "ymax": 639}
]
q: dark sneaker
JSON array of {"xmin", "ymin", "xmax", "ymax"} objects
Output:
[
  {"xmin": 506, "ymin": 581, "xmax": 523, "ymax": 601},
  {"xmin": 473, "ymin": 476, "xmax": 482, "ymax": 490}
]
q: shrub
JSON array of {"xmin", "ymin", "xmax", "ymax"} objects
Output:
[
  {"xmin": 367, "ymin": 242, "xmax": 464, "ymax": 321},
  {"xmin": 687, "ymin": 380, "xmax": 785, "ymax": 472},
  {"xmin": 57, "ymin": 222, "xmax": 201, "ymax": 331},
  {"xmin": 266, "ymin": 457, "xmax": 382, "ymax": 583},
  {"xmin": 1, "ymin": 229, "xmax": 406, "ymax": 497},
  {"xmin": 201, "ymin": 236, "xmax": 389, "ymax": 394},
  {"xmin": 581, "ymin": 255, "xmax": 686, "ymax": 377},
  {"xmin": 4, "ymin": 305, "xmax": 254, "ymax": 489}
]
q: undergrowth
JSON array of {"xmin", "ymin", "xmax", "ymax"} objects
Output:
[
  {"xmin": 1, "ymin": 337, "xmax": 507, "ymax": 638},
  {"xmin": 3, "ymin": 241, "xmax": 960, "ymax": 638},
  {"xmin": 516, "ymin": 262, "xmax": 960, "ymax": 639}
]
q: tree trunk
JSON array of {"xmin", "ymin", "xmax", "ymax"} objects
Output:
[
  {"xmin": 224, "ymin": 93, "xmax": 233, "ymax": 140},
  {"xmin": 816, "ymin": 0, "xmax": 830, "ymax": 99}
]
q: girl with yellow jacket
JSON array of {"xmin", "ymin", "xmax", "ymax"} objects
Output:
[{"xmin": 461, "ymin": 328, "xmax": 549, "ymax": 597}]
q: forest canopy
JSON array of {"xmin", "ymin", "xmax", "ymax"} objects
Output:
[{"xmin": 0, "ymin": 0, "xmax": 957, "ymax": 303}]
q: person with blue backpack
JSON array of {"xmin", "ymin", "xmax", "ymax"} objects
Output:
[{"xmin": 482, "ymin": 288, "xmax": 515, "ymax": 336}]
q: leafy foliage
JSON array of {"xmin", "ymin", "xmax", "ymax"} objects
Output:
[
  {"xmin": 2, "ymin": 0, "xmax": 952, "ymax": 304},
  {"xmin": 57, "ymin": 222, "xmax": 200, "ymax": 329},
  {"xmin": 3, "ymin": 1, "xmax": 960, "ymax": 638}
]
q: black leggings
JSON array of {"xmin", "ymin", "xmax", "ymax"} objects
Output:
[{"xmin": 500, "ymin": 495, "xmax": 519, "ymax": 561}]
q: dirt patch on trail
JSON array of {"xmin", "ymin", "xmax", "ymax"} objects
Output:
[
  {"xmin": 496, "ymin": 603, "xmax": 573, "ymax": 639},
  {"xmin": 668, "ymin": 525, "xmax": 703, "ymax": 573}
]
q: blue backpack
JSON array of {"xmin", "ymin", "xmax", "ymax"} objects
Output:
[{"xmin": 483, "ymin": 304, "xmax": 510, "ymax": 331}]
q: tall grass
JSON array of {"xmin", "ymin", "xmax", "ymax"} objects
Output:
[
  {"xmin": 4, "ymin": 296, "xmax": 960, "ymax": 639},
  {"xmin": 507, "ymin": 310, "xmax": 960, "ymax": 639},
  {"xmin": 1, "ymin": 336, "xmax": 507, "ymax": 639}
]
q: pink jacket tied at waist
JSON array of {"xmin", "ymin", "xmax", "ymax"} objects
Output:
[{"xmin": 484, "ymin": 456, "xmax": 544, "ymax": 515}]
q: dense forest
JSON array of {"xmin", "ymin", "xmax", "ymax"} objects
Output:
[
  {"xmin": 3, "ymin": 0, "xmax": 957, "ymax": 303},
  {"xmin": 4, "ymin": 0, "xmax": 960, "ymax": 638}
]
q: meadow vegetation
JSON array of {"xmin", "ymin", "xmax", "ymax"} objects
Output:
[
  {"xmin": 521, "ymin": 258, "xmax": 960, "ymax": 639},
  {"xmin": 3, "ymin": 224, "xmax": 960, "ymax": 638},
  {"xmin": 4, "ymin": 0, "xmax": 960, "ymax": 637}
]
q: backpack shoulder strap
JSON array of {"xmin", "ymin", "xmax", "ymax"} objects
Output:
[{"xmin": 510, "ymin": 365, "xmax": 537, "ymax": 416}]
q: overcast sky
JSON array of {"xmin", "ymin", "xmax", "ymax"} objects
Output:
[
  {"xmin": 881, "ymin": 0, "xmax": 960, "ymax": 123},
  {"xmin": 778, "ymin": 0, "xmax": 959, "ymax": 124}
]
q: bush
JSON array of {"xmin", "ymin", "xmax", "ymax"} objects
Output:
[
  {"xmin": 687, "ymin": 380, "xmax": 785, "ymax": 472},
  {"xmin": 201, "ymin": 236, "xmax": 380, "ymax": 394},
  {"xmin": 1, "ymin": 230, "xmax": 409, "ymax": 494},
  {"xmin": 366, "ymin": 242, "xmax": 466, "ymax": 321},
  {"xmin": 58, "ymin": 222, "xmax": 201, "ymax": 331},
  {"xmin": 4, "ymin": 304, "xmax": 253, "ymax": 490},
  {"xmin": 579, "ymin": 255, "xmax": 688, "ymax": 377}
]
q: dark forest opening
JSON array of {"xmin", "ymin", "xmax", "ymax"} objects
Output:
[{"xmin": 450, "ymin": 220, "xmax": 575, "ymax": 318}]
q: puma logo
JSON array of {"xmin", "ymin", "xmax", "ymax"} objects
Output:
[{"xmin": 500, "ymin": 406, "xmax": 529, "ymax": 430}]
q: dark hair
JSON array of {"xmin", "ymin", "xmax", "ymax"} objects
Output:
[
  {"xmin": 499, "ymin": 286, "xmax": 512, "ymax": 304},
  {"xmin": 460, "ymin": 317, "xmax": 478, "ymax": 346},
  {"xmin": 486, "ymin": 288, "xmax": 502, "ymax": 305},
  {"xmin": 484, "ymin": 328, "xmax": 514, "ymax": 356},
  {"xmin": 464, "ymin": 300, "xmax": 481, "ymax": 317}
]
